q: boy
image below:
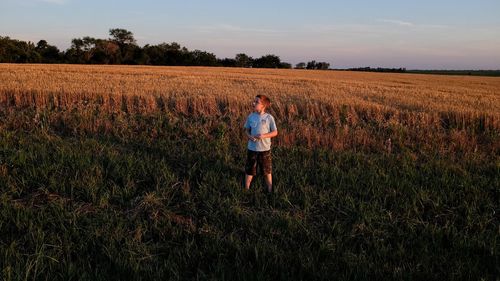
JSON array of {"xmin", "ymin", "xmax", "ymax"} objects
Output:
[{"xmin": 243, "ymin": 95, "xmax": 278, "ymax": 193}]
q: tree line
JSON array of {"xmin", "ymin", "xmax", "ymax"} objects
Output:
[
  {"xmin": 0, "ymin": 28, "xmax": 331, "ymax": 69},
  {"xmin": 347, "ymin": 67, "xmax": 407, "ymax": 73}
]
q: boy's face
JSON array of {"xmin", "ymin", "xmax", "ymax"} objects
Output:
[{"xmin": 253, "ymin": 97, "xmax": 266, "ymax": 112}]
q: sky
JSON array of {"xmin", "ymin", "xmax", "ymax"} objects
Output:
[{"xmin": 1, "ymin": 0, "xmax": 500, "ymax": 69}]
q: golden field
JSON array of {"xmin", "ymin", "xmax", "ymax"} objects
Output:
[
  {"xmin": 1, "ymin": 64, "xmax": 499, "ymax": 114},
  {"xmin": 0, "ymin": 63, "xmax": 499, "ymax": 153}
]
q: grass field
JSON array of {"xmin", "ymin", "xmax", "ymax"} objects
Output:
[{"xmin": 0, "ymin": 64, "xmax": 499, "ymax": 280}]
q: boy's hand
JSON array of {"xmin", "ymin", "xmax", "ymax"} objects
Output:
[{"xmin": 248, "ymin": 135, "xmax": 257, "ymax": 142}]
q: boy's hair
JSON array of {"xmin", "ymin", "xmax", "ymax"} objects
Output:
[{"xmin": 256, "ymin": 95, "xmax": 271, "ymax": 107}]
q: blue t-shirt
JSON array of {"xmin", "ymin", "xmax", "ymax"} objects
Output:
[{"xmin": 244, "ymin": 112, "xmax": 277, "ymax": 152}]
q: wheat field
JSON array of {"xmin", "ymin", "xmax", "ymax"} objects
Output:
[
  {"xmin": 1, "ymin": 64, "xmax": 499, "ymax": 153},
  {"xmin": 2, "ymin": 64, "xmax": 499, "ymax": 115}
]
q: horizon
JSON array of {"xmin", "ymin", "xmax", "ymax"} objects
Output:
[{"xmin": 1, "ymin": 0, "xmax": 500, "ymax": 70}]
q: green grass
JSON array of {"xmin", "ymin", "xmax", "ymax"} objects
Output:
[{"xmin": 0, "ymin": 110, "xmax": 499, "ymax": 280}]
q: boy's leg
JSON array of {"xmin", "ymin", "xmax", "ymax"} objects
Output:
[
  {"xmin": 245, "ymin": 174, "xmax": 253, "ymax": 190},
  {"xmin": 244, "ymin": 150, "xmax": 257, "ymax": 190},
  {"xmin": 262, "ymin": 151, "xmax": 273, "ymax": 193},
  {"xmin": 264, "ymin": 173, "xmax": 272, "ymax": 193}
]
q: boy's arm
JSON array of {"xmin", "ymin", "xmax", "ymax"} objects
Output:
[
  {"xmin": 244, "ymin": 127, "xmax": 257, "ymax": 141},
  {"xmin": 255, "ymin": 130, "xmax": 278, "ymax": 139}
]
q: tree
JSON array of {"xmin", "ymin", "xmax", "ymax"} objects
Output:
[
  {"xmin": 316, "ymin": 62, "xmax": 330, "ymax": 70},
  {"xmin": 129, "ymin": 45, "xmax": 149, "ymax": 65},
  {"xmin": 65, "ymin": 37, "xmax": 110, "ymax": 64},
  {"xmin": 253, "ymin": 54, "xmax": 281, "ymax": 68},
  {"xmin": 109, "ymin": 28, "xmax": 136, "ymax": 46},
  {"xmin": 0, "ymin": 36, "xmax": 41, "ymax": 63},
  {"xmin": 306, "ymin": 60, "xmax": 317, "ymax": 69},
  {"xmin": 35, "ymin": 40, "xmax": 61, "ymax": 63},
  {"xmin": 190, "ymin": 50, "xmax": 218, "ymax": 66},
  {"xmin": 108, "ymin": 28, "xmax": 138, "ymax": 64},
  {"xmin": 295, "ymin": 62, "xmax": 306, "ymax": 69},
  {"xmin": 142, "ymin": 42, "xmax": 192, "ymax": 66},
  {"xmin": 102, "ymin": 41, "xmax": 121, "ymax": 64},
  {"xmin": 143, "ymin": 44, "xmax": 164, "ymax": 65},
  {"xmin": 235, "ymin": 53, "xmax": 252, "ymax": 67},
  {"xmin": 36, "ymin": 40, "xmax": 48, "ymax": 50},
  {"xmin": 306, "ymin": 60, "xmax": 331, "ymax": 70},
  {"xmin": 81, "ymin": 37, "xmax": 97, "ymax": 63},
  {"xmin": 280, "ymin": 62, "xmax": 292, "ymax": 69},
  {"xmin": 218, "ymin": 58, "xmax": 236, "ymax": 67},
  {"xmin": 65, "ymin": 38, "xmax": 85, "ymax": 63}
]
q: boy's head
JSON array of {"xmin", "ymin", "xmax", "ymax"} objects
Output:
[{"xmin": 253, "ymin": 95, "xmax": 271, "ymax": 112}]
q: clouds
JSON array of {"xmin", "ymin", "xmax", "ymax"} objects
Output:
[
  {"xmin": 378, "ymin": 19, "xmax": 415, "ymax": 27},
  {"xmin": 377, "ymin": 19, "xmax": 450, "ymax": 30},
  {"xmin": 190, "ymin": 24, "xmax": 285, "ymax": 35}
]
